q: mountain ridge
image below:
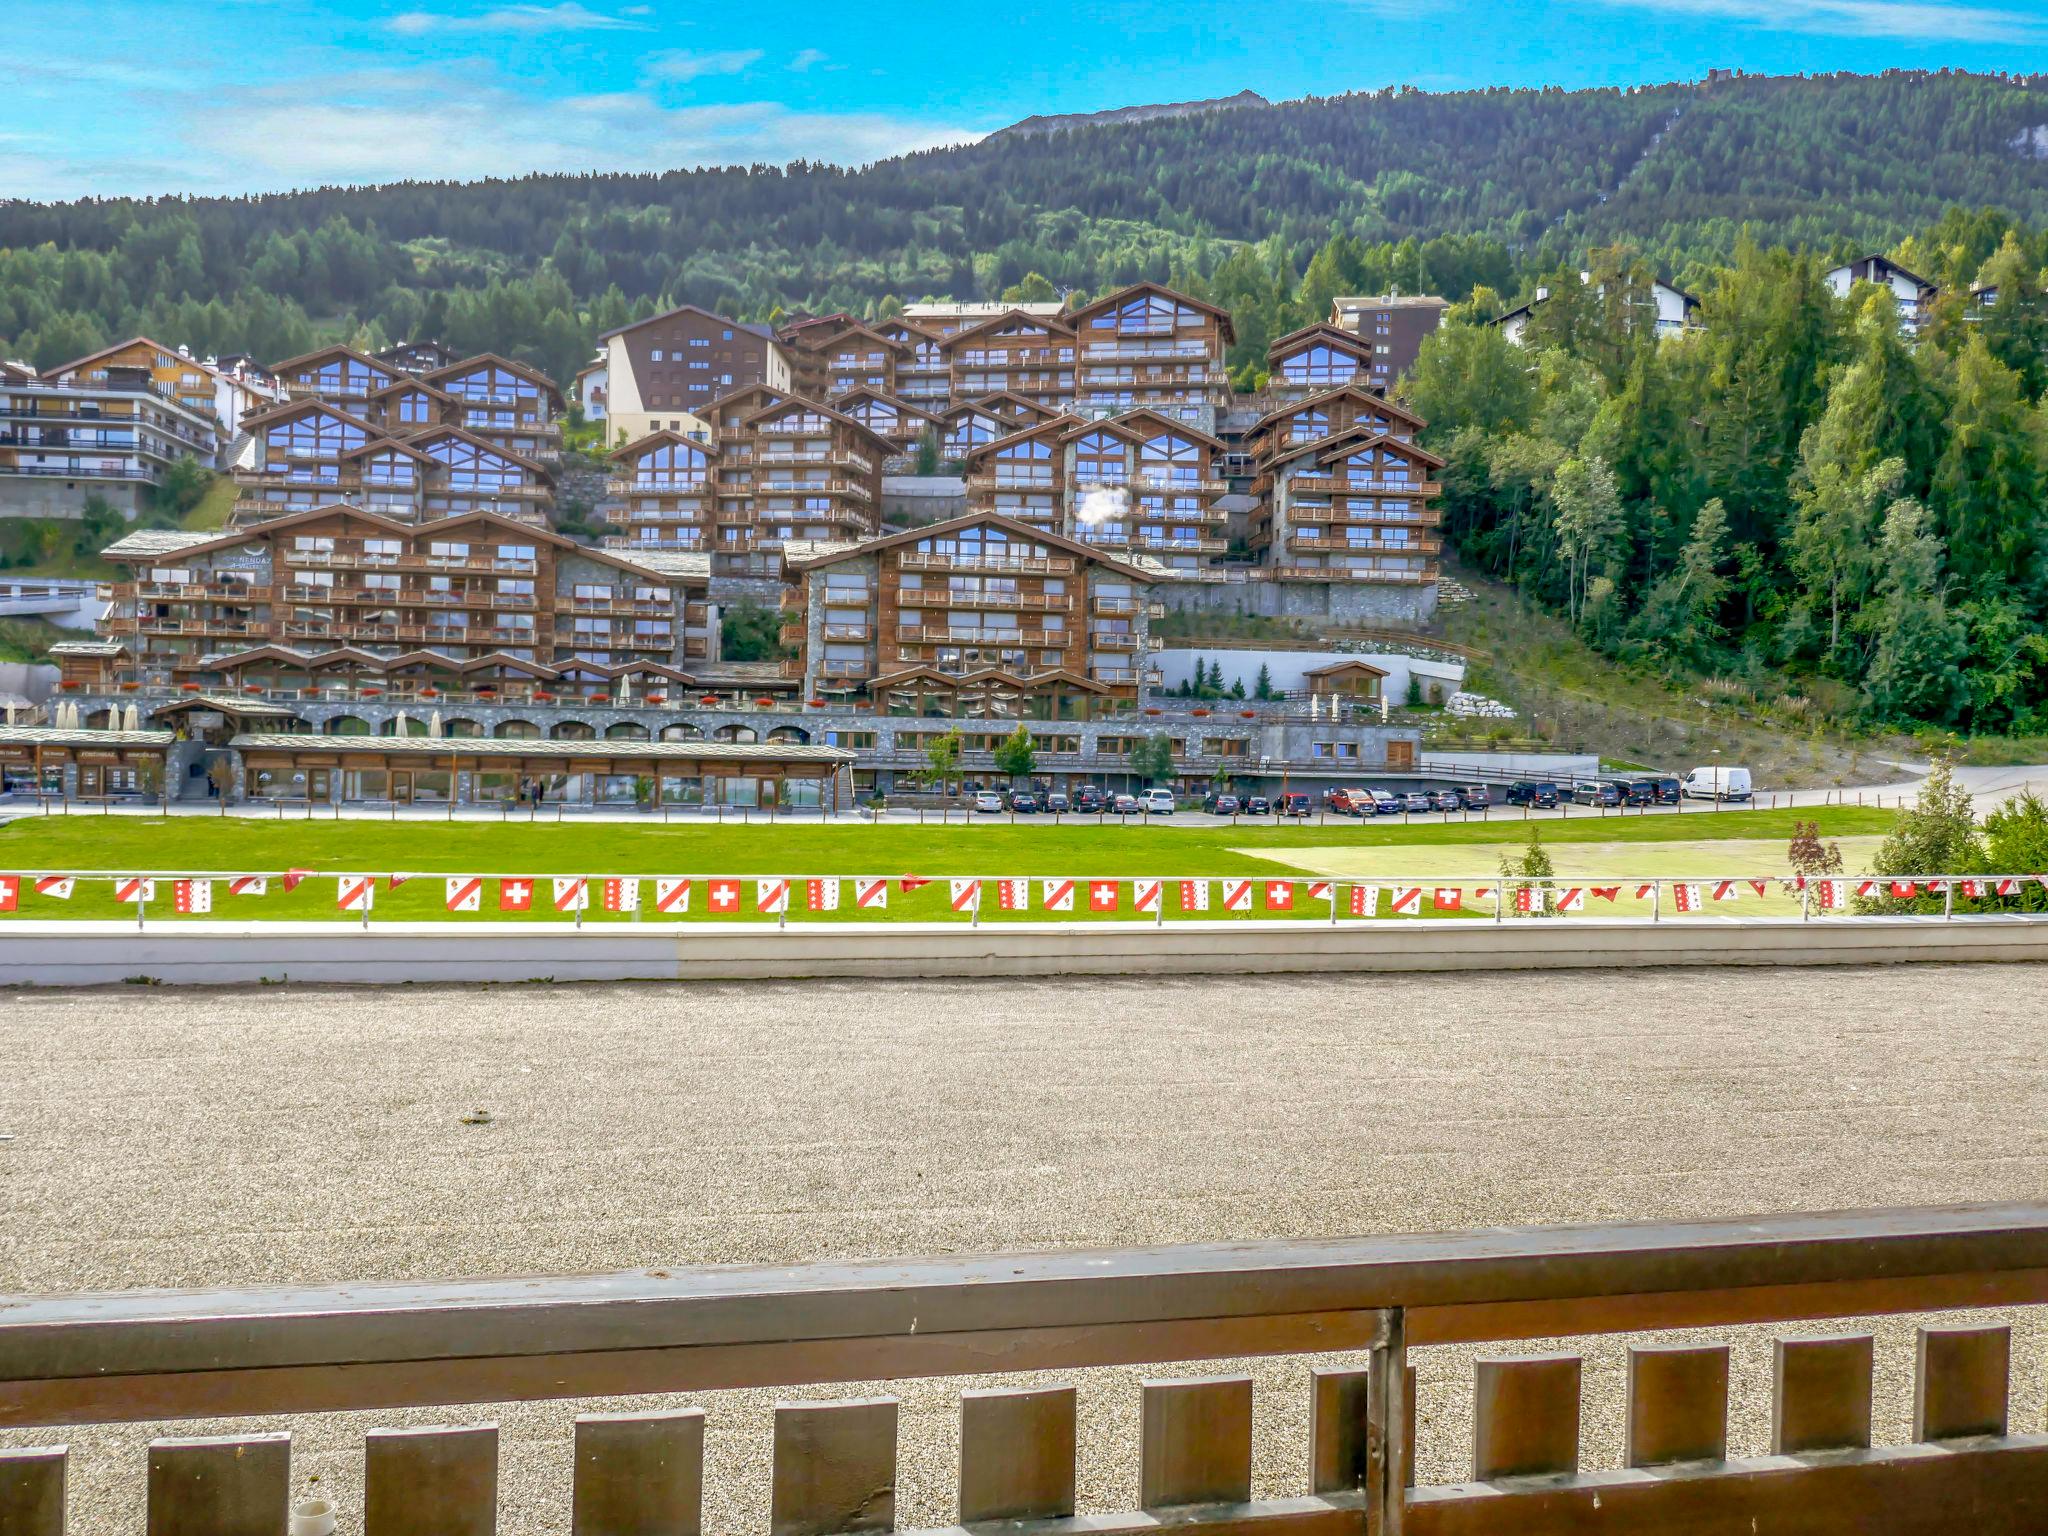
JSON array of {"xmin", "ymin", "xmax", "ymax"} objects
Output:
[{"xmin": 996, "ymin": 89, "xmax": 1271, "ymax": 138}]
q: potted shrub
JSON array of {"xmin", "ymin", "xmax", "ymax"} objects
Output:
[
  {"xmin": 1143, "ymin": 707, "xmax": 1162, "ymax": 716},
  {"xmin": 421, "ymin": 687, "xmax": 439, "ymax": 699},
  {"xmin": 118, "ymin": 681, "xmax": 139, "ymax": 692},
  {"xmin": 179, "ymin": 682, "xmax": 201, "ymax": 692},
  {"xmin": 807, "ymin": 697, "xmax": 826, "ymax": 708},
  {"xmin": 534, "ymin": 689, "xmax": 556, "ymax": 702},
  {"xmin": 754, "ymin": 696, "xmax": 775, "ymax": 708},
  {"xmin": 646, "ymin": 692, "xmax": 667, "ymax": 705},
  {"xmin": 361, "ymin": 687, "xmax": 383, "ymax": 697},
  {"xmin": 1239, "ymin": 710, "xmax": 1256, "ymax": 718},
  {"xmin": 700, "ymin": 694, "xmax": 721, "ymax": 706},
  {"xmin": 1191, "ymin": 708, "xmax": 1210, "ymax": 717}
]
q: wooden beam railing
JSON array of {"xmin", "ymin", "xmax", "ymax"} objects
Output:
[{"xmin": 3, "ymin": 1204, "xmax": 2047, "ymax": 1534}]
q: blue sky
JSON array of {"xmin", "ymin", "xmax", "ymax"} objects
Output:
[{"xmin": 6, "ymin": 0, "xmax": 2048, "ymax": 200}]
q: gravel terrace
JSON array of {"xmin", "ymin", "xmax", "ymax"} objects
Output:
[{"xmin": 4, "ymin": 965, "xmax": 2046, "ymax": 1532}]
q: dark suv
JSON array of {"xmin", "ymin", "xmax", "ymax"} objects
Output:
[
  {"xmin": 1505, "ymin": 780, "xmax": 1560, "ymax": 809},
  {"xmin": 1650, "ymin": 776, "xmax": 1682, "ymax": 805},
  {"xmin": 1072, "ymin": 786, "xmax": 1104, "ymax": 814},
  {"xmin": 1624, "ymin": 779, "xmax": 1659, "ymax": 807},
  {"xmin": 1457, "ymin": 784, "xmax": 1491, "ymax": 811},
  {"xmin": 1571, "ymin": 780, "xmax": 1622, "ymax": 807},
  {"xmin": 1277, "ymin": 792, "xmax": 1313, "ymax": 818}
]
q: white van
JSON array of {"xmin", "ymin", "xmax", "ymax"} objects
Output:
[
  {"xmin": 1140, "ymin": 788, "xmax": 1177, "ymax": 815},
  {"xmin": 1681, "ymin": 766, "xmax": 1753, "ymax": 802}
]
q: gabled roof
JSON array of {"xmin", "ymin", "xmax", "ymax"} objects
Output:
[
  {"xmin": 871, "ymin": 317, "xmax": 944, "ymax": 346},
  {"xmin": 268, "ymin": 344, "xmax": 401, "ymax": 382},
  {"xmin": 943, "ymin": 307, "xmax": 1078, "ymax": 348},
  {"xmin": 47, "ymin": 335, "xmax": 227, "ymax": 385},
  {"xmin": 706, "ymin": 383, "xmax": 789, "ymax": 422},
  {"xmin": 100, "ymin": 529, "xmax": 220, "ymax": 561},
  {"xmin": 340, "ymin": 435, "xmax": 437, "ymax": 466},
  {"xmin": 869, "ymin": 664, "xmax": 1112, "ymax": 694},
  {"xmin": 608, "ymin": 427, "xmax": 722, "ymax": 464},
  {"xmin": 741, "ymin": 396, "xmax": 895, "ymax": 458},
  {"xmin": 422, "ymin": 352, "xmax": 564, "ymax": 403},
  {"xmin": 1266, "ymin": 323, "xmax": 1374, "ymax": 361},
  {"xmin": 1268, "ymin": 427, "xmax": 1446, "ymax": 474},
  {"xmin": 807, "ymin": 322, "xmax": 911, "ymax": 357},
  {"xmin": 1069, "ymin": 281, "xmax": 1236, "ymax": 345},
  {"xmin": 366, "ymin": 377, "xmax": 462, "ymax": 410},
  {"xmin": 1304, "ymin": 657, "xmax": 1390, "ymax": 678},
  {"xmin": 1062, "ymin": 408, "xmax": 1224, "ymax": 450},
  {"xmin": 938, "ymin": 399, "xmax": 1014, "ymax": 427},
  {"xmin": 598, "ymin": 303, "xmax": 776, "ymax": 344},
  {"xmin": 960, "ymin": 416, "xmax": 1082, "ymax": 465},
  {"xmin": 1251, "ymin": 384, "xmax": 1427, "ymax": 433},
  {"xmin": 788, "ymin": 509, "xmax": 1154, "ymax": 583},
  {"xmin": 969, "ymin": 390, "xmax": 1062, "ymax": 422},
  {"xmin": 404, "ymin": 423, "xmax": 555, "ymax": 480},
  {"xmin": 829, "ymin": 387, "xmax": 942, "ymax": 424},
  {"xmin": 237, "ymin": 396, "xmax": 383, "ymax": 435},
  {"xmin": 1836, "ymin": 253, "xmax": 1937, "ymax": 293}
]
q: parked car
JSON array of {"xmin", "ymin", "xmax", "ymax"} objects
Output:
[
  {"xmin": 1650, "ymin": 776, "xmax": 1682, "ymax": 805},
  {"xmin": 972, "ymin": 790, "xmax": 1004, "ymax": 814},
  {"xmin": 1457, "ymin": 784, "xmax": 1492, "ymax": 811},
  {"xmin": 1324, "ymin": 788, "xmax": 1361, "ymax": 817},
  {"xmin": 1364, "ymin": 789, "xmax": 1400, "ymax": 816},
  {"xmin": 1571, "ymin": 780, "xmax": 1621, "ymax": 807},
  {"xmin": 1400, "ymin": 791, "xmax": 1433, "ymax": 813},
  {"xmin": 1624, "ymin": 779, "xmax": 1659, "ymax": 807},
  {"xmin": 1073, "ymin": 786, "xmax": 1104, "ymax": 814},
  {"xmin": 1203, "ymin": 793, "xmax": 1241, "ymax": 815},
  {"xmin": 1112, "ymin": 793, "xmax": 1139, "ymax": 815},
  {"xmin": 1046, "ymin": 792, "xmax": 1070, "ymax": 814},
  {"xmin": 1682, "ymin": 765, "xmax": 1753, "ymax": 802},
  {"xmin": 1010, "ymin": 792, "xmax": 1039, "ymax": 814},
  {"xmin": 1505, "ymin": 780, "xmax": 1560, "ymax": 809},
  {"xmin": 1140, "ymin": 788, "xmax": 1176, "ymax": 815},
  {"xmin": 1276, "ymin": 793, "xmax": 1313, "ymax": 818},
  {"xmin": 1430, "ymin": 788, "xmax": 1462, "ymax": 812},
  {"xmin": 1243, "ymin": 795, "xmax": 1274, "ymax": 815}
]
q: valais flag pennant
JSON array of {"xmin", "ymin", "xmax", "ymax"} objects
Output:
[
  {"xmin": 445, "ymin": 876, "xmax": 483, "ymax": 912},
  {"xmin": 227, "ymin": 876, "xmax": 265, "ymax": 897},
  {"xmin": 1180, "ymin": 878, "xmax": 1210, "ymax": 911},
  {"xmin": 1392, "ymin": 887, "xmax": 1422, "ymax": 916},
  {"xmin": 33, "ymin": 876, "xmax": 73, "ymax": 900},
  {"xmin": 1350, "ymin": 884, "xmax": 1382, "ymax": 917},
  {"xmin": 172, "ymin": 878, "xmax": 211, "ymax": 915},
  {"xmin": 755, "ymin": 878, "xmax": 789, "ymax": 914},
  {"xmin": 853, "ymin": 877, "xmax": 887, "ymax": 910},
  {"xmin": 1041, "ymin": 878, "xmax": 1075, "ymax": 911},
  {"xmin": 804, "ymin": 877, "xmax": 838, "ymax": 912},
  {"xmin": 1962, "ymin": 879, "xmax": 1987, "ymax": 900},
  {"xmin": 1265, "ymin": 880, "xmax": 1294, "ymax": 911},
  {"xmin": 655, "ymin": 878, "xmax": 693, "ymax": 913},
  {"xmin": 605, "ymin": 877, "xmax": 641, "ymax": 913},
  {"xmin": 1672, "ymin": 883, "xmax": 1702, "ymax": 913},
  {"xmin": 1557, "ymin": 887, "xmax": 1586, "ymax": 912},
  {"xmin": 1514, "ymin": 886, "xmax": 1545, "ymax": 915},
  {"xmin": 1433, "ymin": 887, "xmax": 1462, "ymax": 911},
  {"xmin": 1222, "ymin": 879, "xmax": 1253, "ymax": 912},
  {"xmin": 996, "ymin": 878, "xmax": 1028, "ymax": 911},
  {"xmin": 1133, "ymin": 878, "xmax": 1162, "ymax": 913},
  {"xmin": 950, "ymin": 878, "xmax": 982, "ymax": 912},
  {"xmin": 114, "ymin": 877, "xmax": 155, "ymax": 904},
  {"xmin": 553, "ymin": 877, "xmax": 589, "ymax": 912},
  {"xmin": 499, "ymin": 877, "xmax": 534, "ymax": 911},
  {"xmin": 1818, "ymin": 879, "xmax": 1848, "ymax": 910}
]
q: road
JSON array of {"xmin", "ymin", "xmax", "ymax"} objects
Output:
[{"xmin": 5, "ymin": 967, "xmax": 2047, "ymax": 1530}]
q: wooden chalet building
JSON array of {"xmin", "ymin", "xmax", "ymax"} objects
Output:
[
  {"xmin": 959, "ymin": 416, "xmax": 1075, "ymax": 538},
  {"xmin": 1244, "ymin": 384, "xmax": 1425, "ymax": 463},
  {"xmin": 830, "ymin": 388, "xmax": 942, "ymax": 456},
  {"xmin": 783, "ymin": 512, "xmax": 1160, "ymax": 716},
  {"xmin": 872, "ymin": 319, "xmax": 949, "ymax": 407},
  {"xmin": 699, "ymin": 392, "xmax": 889, "ymax": 576},
  {"xmin": 1248, "ymin": 426, "xmax": 1445, "ymax": 585},
  {"xmin": 1264, "ymin": 324, "xmax": 1375, "ymax": 401},
  {"xmin": 605, "ymin": 429, "xmax": 717, "ymax": 553},
  {"xmin": 942, "ymin": 309, "xmax": 1077, "ymax": 414},
  {"xmin": 598, "ymin": 304, "xmax": 791, "ymax": 446},
  {"xmin": 1069, "ymin": 282, "xmax": 1233, "ymax": 427},
  {"xmin": 782, "ymin": 320, "xmax": 908, "ymax": 402},
  {"xmin": 416, "ymin": 354, "xmax": 564, "ymax": 464},
  {"xmin": 270, "ymin": 345, "xmax": 404, "ymax": 412}
]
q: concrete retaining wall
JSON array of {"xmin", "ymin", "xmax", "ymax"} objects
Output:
[{"xmin": 5, "ymin": 917, "xmax": 2045, "ymax": 987}]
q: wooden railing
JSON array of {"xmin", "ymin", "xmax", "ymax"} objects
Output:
[{"xmin": 3, "ymin": 1206, "xmax": 2048, "ymax": 1532}]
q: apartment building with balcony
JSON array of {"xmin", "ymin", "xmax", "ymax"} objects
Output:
[
  {"xmin": 783, "ymin": 512, "xmax": 1160, "ymax": 716},
  {"xmin": 598, "ymin": 304, "xmax": 790, "ymax": 447},
  {"xmin": 94, "ymin": 505, "xmax": 712, "ymax": 694},
  {"xmin": 373, "ymin": 339, "xmax": 461, "ymax": 375},
  {"xmin": 603, "ymin": 429, "xmax": 717, "ymax": 554},
  {"xmin": 958, "ymin": 416, "xmax": 1074, "ymax": 537},
  {"xmin": 1243, "ymin": 384, "xmax": 1426, "ymax": 464},
  {"xmin": 45, "ymin": 336, "xmax": 284, "ymax": 444},
  {"xmin": 1264, "ymin": 325, "xmax": 1375, "ymax": 401},
  {"xmin": 229, "ymin": 400, "xmax": 556, "ymax": 529},
  {"xmin": 900, "ymin": 300, "xmax": 1067, "ymax": 336},
  {"xmin": 1068, "ymin": 282, "xmax": 1234, "ymax": 427},
  {"xmin": 271, "ymin": 346, "xmax": 404, "ymax": 412},
  {"xmin": 418, "ymin": 354, "xmax": 564, "ymax": 464},
  {"xmin": 1248, "ymin": 425, "xmax": 1445, "ymax": 588},
  {"xmin": 941, "ymin": 310, "xmax": 1077, "ymax": 414},
  {"xmin": 783, "ymin": 320, "xmax": 908, "ymax": 401},
  {"xmin": 873, "ymin": 319, "xmax": 949, "ymax": 407},
  {"xmin": 702, "ymin": 394, "xmax": 889, "ymax": 577},
  {"xmin": 0, "ymin": 360, "xmax": 225, "ymax": 518},
  {"xmin": 830, "ymin": 388, "xmax": 942, "ymax": 457}
]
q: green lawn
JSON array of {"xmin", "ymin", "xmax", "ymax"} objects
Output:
[
  {"xmin": 0, "ymin": 806, "xmax": 1894, "ymax": 925},
  {"xmin": 180, "ymin": 478, "xmax": 240, "ymax": 532}
]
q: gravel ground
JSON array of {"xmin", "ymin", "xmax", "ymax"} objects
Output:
[{"xmin": 5, "ymin": 965, "xmax": 2048, "ymax": 1532}]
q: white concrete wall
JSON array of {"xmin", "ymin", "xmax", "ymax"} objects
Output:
[{"xmin": 1156, "ymin": 647, "xmax": 1465, "ymax": 703}]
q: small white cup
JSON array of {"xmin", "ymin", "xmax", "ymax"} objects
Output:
[{"xmin": 289, "ymin": 1497, "xmax": 337, "ymax": 1536}]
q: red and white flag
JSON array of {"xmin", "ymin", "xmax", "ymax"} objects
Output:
[
  {"xmin": 1133, "ymin": 878, "xmax": 1162, "ymax": 913},
  {"xmin": 1854, "ymin": 880, "xmax": 1878, "ymax": 898},
  {"xmin": 1889, "ymin": 880, "xmax": 1918, "ymax": 899},
  {"xmin": 113, "ymin": 876, "xmax": 155, "ymax": 904},
  {"xmin": 899, "ymin": 875, "xmax": 932, "ymax": 894},
  {"xmin": 1433, "ymin": 887, "xmax": 1462, "ymax": 911},
  {"xmin": 1088, "ymin": 880, "xmax": 1118, "ymax": 912},
  {"xmin": 1591, "ymin": 886, "xmax": 1621, "ymax": 902},
  {"xmin": 854, "ymin": 877, "xmax": 888, "ymax": 910},
  {"xmin": 1997, "ymin": 878, "xmax": 2020, "ymax": 897},
  {"xmin": 1514, "ymin": 886, "xmax": 1546, "ymax": 915},
  {"xmin": 0, "ymin": 875, "xmax": 15, "ymax": 912},
  {"xmin": 1962, "ymin": 879, "xmax": 1987, "ymax": 899},
  {"xmin": 1817, "ymin": 879, "xmax": 1848, "ymax": 911},
  {"xmin": 1556, "ymin": 887, "xmax": 1586, "ymax": 913},
  {"xmin": 1222, "ymin": 879, "xmax": 1252, "ymax": 912},
  {"xmin": 1710, "ymin": 881, "xmax": 1737, "ymax": 903},
  {"xmin": 172, "ymin": 878, "xmax": 211, "ymax": 914},
  {"xmin": 1748, "ymin": 880, "xmax": 1768, "ymax": 898},
  {"xmin": 1265, "ymin": 881, "xmax": 1294, "ymax": 911},
  {"xmin": 1350, "ymin": 884, "xmax": 1381, "ymax": 917},
  {"xmin": 1041, "ymin": 878, "xmax": 1075, "ymax": 912},
  {"xmin": 387, "ymin": 873, "xmax": 414, "ymax": 891},
  {"xmin": 996, "ymin": 878, "xmax": 1029, "ymax": 911},
  {"xmin": 1180, "ymin": 878, "xmax": 1210, "ymax": 911},
  {"xmin": 1307, "ymin": 881, "xmax": 1334, "ymax": 904},
  {"xmin": 445, "ymin": 876, "xmax": 483, "ymax": 912},
  {"xmin": 499, "ymin": 877, "xmax": 534, "ymax": 912},
  {"xmin": 950, "ymin": 878, "xmax": 982, "ymax": 912},
  {"xmin": 655, "ymin": 878, "xmax": 693, "ymax": 913},
  {"xmin": 1633, "ymin": 883, "xmax": 1656, "ymax": 901},
  {"xmin": 804, "ymin": 877, "xmax": 838, "ymax": 912},
  {"xmin": 755, "ymin": 878, "xmax": 789, "ymax": 914},
  {"xmin": 226, "ymin": 875, "xmax": 264, "ymax": 897},
  {"xmin": 553, "ymin": 877, "xmax": 589, "ymax": 912},
  {"xmin": 33, "ymin": 876, "xmax": 73, "ymax": 899},
  {"xmin": 1926, "ymin": 880, "xmax": 1949, "ymax": 896},
  {"xmin": 605, "ymin": 878, "xmax": 641, "ymax": 913},
  {"xmin": 1672, "ymin": 883, "xmax": 1702, "ymax": 913},
  {"xmin": 336, "ymin": 876, "xmax": 375, "ymax": 912},
  {"xmin": 281, "ymin": 868, "xmax": 314, "ymax": 893},
  {"xmin": 1393, "ymin": 886, "xmax": 1422, "ymax": 916}
]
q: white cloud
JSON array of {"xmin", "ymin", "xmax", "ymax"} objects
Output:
[
  {"xmin": 789, "ymin": 48, "xmax": 829, "ymax": 71},
  {"xmin": 642, "ymin": 48, "xmax": 764, "ymax": 82},
  {"xmin": 168, "ymin": 66, "xmax": 983, "ymax": 192},
  {"xmin": 1582, "ymin": 0, "xmax": 2048, "ymax": 43},
  {"xmin": 389, "ymin": 3, "xmax": 651, "ymax": 36}
]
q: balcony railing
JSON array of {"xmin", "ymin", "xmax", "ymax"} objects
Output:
[{"xmin": 899, "ymin": 552, "xmax": 1076, "ymax": 574}]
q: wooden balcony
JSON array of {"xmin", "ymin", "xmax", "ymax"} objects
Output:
[
  {"xmin": 1288, "ymin": 474, "xmax": 1442, "ymax": 497},
  {"xmin": 898, "ymin": 552, "xmax": 1076, "ymax": 575},
  {"xmin": 1288, "ymin": 534, "xmax": 1443, "ymax": 555}
]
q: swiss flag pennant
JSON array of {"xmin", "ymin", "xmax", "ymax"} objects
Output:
[
  {"xmin": 1591, "ymin": 886, "xmax": 1620, "ymax": 901},
  {"xmin": 281, "ymin": 868, "xmax": 314, "ymax": 893},
  {"xmin": 1349, "ymin": 884, "xmax": 1381, "ymax": 917},
  {"xmin": 1041, "ymin": 878, "xmax": 1075, "ymax": 911},
  {"xmin": 708, "ymin": 879, "xmax": 741, "ymax": 912},
  {"xmin": 1889, "ymin": 880, "xmax": 1918, "ymax": 899},
  {"xmin": 1557, "ymin": 887, "xmax": 1585, "ymax": 912},
  {"xmin": 499, "ymin": 877, "xmax": 534, "ymax": 911},
  {"xmin": 805, "ymin": 877, "xmax": 838, "ymax": 912},
  {"xmin": 655, "ymin": 878, "xmax": 693, "ymax": 913},
  {"xmin": 172, "ymin": 878, "xmax": 211, "ymax": 915},
  {"xmin": 445, "ymin": 876, "xmax": 482, "ymax": 912},
  {"xmin": 1433, "ymin": 887, "xmax": 1462, "ymax": 911},
  {"xmin": 0, "ymin": 875, "xmax": 16, "ymax": 912},
  {"xmin": 854, "ymin": 877, "xmax": 888, "ymax": 909},
  {"xmin": 1088, "ymin": 880, "xmax": 1118, "ymax": 912},
  {"xmin": 605, "ymin": 877, "xmax": 641, "ymax": 912},
  {"xmin": 1392, "ymin": 887, "xmax": 1422, "ymax": 916},
  {"xmin": 755, "ymin": 878, "xmax": 789, "ymax": 914},
  {"xmin": 1180, "ymin": 878, "xmax": 1210, "ymax": 911},
  {"xmin": 950, "ymin": 878, "xmax": 982, "ymax": 912},
  {"xmin": 33, "ymin": 875, "xmax": 74, "ymax": 899},
  {"xmin": 997, "ymin": 878, "xmax": 1028, "ymax": 911},
  {"xmin": 1221, "ymin": 879, "xmax": 1252, "ymax": 912},
  {"xmin": 1265, "ymin": 881, "xmax": 1294, "ymax": 911},
  {"xmin": 1133, "ymin": 878, "xmax": 1162, "ymax": 913}
]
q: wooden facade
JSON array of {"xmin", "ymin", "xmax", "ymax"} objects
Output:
[
  {"xmin": 873, "ymin": 319, "xmax": 950, "ymax": 406},
  {"xmin": 605, "ymin": 429, "xmax": 718, "ymax": 553},
  {"xmin": 942, "ymin": 309, "xmax": 1077, "ymax": 415},
  {"xmin": 1265, "ymin": 324, "xmax": 1375, "ymax": 400},
  {"xmin": 601, "ymin": 303, "xmax": 790, "ymax": 447},
  {"xmin": 1068, "ymin": 282, "xmax": 1234, "ymax": 424},
  {"xmin": 706, "ymin": 396, "xmax": 889, "ymax": 576},
  {"xmin": 269, "ymin": 344, "xmax": 401, "ymax": 410},
  {"xmin": 1251, "ymin": 426, "xmax": 1445, "ymax": 583}
]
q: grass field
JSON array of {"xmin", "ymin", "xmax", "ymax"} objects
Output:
[{"xmin": 0, "ymin": 806, "xmax": 1895, "ymax": 925}]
